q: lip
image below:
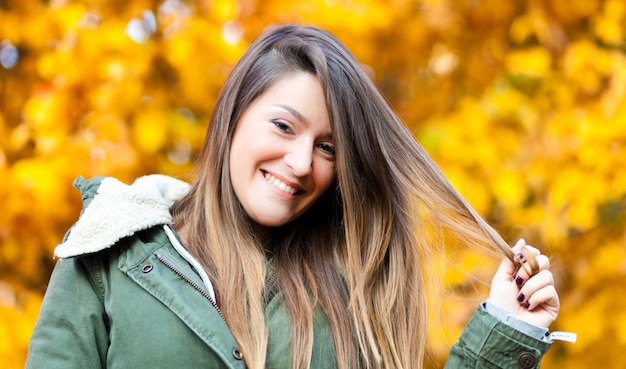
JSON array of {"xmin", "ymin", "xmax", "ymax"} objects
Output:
[{"xmin": 261, "ymin": 170, "xmax": 306, "ymax": 196}]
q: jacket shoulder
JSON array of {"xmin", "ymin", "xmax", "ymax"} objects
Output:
[
  {"xmin": 73, "ymin": 176, "xmax": 107, "ymax": 212},
  {"xmin": 55, "ymin": 175, "xmax": 190, "ymax": 259}
]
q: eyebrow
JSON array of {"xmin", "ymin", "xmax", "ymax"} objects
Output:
[
  {"xmin": 273, "ymin": 104, "xmax": 333, "ymax": 139},
  {"xmin": 274, "ymin": 104, "xmax": 310, "ymax": 126}
]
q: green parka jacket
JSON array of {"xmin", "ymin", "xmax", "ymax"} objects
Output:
[{"xmin": 26, "ymin": 176, "xmax": 551, "ymax": 369}]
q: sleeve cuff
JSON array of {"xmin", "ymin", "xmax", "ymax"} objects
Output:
[
  {"xmin": 484, "ymin": 300, "xmax": 551, "ymax": 342},
  {"xmin": 454, "ymin": 304, "xmax": 552, "ymax": 368}
]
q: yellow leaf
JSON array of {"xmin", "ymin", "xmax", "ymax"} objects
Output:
[
  {"xmin": 212, "ymin": 0, "xmax": 240, "ymax": 21},
  {"xmin": 616, "ymin": 312, "xmax": 626, "ymax": 344},
  {"xmin": 566, "ymin": 196, "xmax": 597, "ymax": 230},
  {"xmin": 491, "ymin": 170, "xmax": 527, "ymax": 208},
  {"xmin": 593, "ymin": 16, "xmax": 622, "ymax": 46},
  {"xmin": 132, "ymin": 108, "xmax": 169, "ymax": 154},
  {"xmin": 505, "ymin": 47, "xmax": 551, "ymax": 78}
]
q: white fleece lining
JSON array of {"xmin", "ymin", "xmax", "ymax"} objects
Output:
[{"xmin": 54, "ymin": 175, "xmax": 190, "ymax": 259}]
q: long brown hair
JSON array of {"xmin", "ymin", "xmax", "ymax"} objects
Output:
[{"xmin": 172, "ymin": 24, "xmax": 522, "ymax": 369}]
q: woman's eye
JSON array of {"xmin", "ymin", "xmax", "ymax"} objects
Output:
[
  {"xmin": 271, "ymin": 119, "xmax": 292, "ymax": 133},
  {"xmin": 318, "ymin": 143, "xmax": 335, "ymax": 156}
]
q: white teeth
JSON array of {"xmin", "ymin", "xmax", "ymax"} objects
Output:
[{"xmin": 264, "ymin": 172, "xmax": 297, "ymax": 195}]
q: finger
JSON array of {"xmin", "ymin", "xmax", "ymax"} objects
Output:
[
  {"xmin": 525, "ymin": 284, "xmax": 560, "ymax": 311},
  {"xmin": 496, "ymin": 239, "xmax": 527, "ymax": 278},
  {"xmin": 516, "ymin": 269, "xmax": 554, "ymax": 305},
  {"xmin": 515, "ymin": 254, "xmax": 550, "ymax": 286},
  {"xmin": 515, "ymin": 244, "xmax": 540, "ymax": 256},
  {"xmin": 511, "ymin": 238, "xmax": 528, "ymax": 253},
  {"xmin": 514, "ymin": 245, "xmax": 539, "ymax": 267}
]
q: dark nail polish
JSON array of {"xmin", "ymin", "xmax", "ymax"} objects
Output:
[
  {"xmin": 515, "ymin": 276, "xmax": 523, "ymax": 286},
  {"xmin": 525, "ymin": 302, "xmax": 531, "ymax": 309},
  {"xmin": 516, "ymin": 252, "xmax": 524, "ymax": 260},
  {"xmin": 517, "ymin": 293, "xmax": 525, "ymax": 302}
]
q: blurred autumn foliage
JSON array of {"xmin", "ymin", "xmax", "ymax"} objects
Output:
[{"xmin": 1, "ymin": 0, "xmax": 625, "ymax": 367}]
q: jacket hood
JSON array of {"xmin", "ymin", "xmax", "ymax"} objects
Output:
[{"xmin": 54, "ymin": 175, "xmax": 191, "ymax": 259}]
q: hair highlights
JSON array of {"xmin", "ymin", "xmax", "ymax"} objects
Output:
[{"xmin": 172, "ymin": 24, "xmax": 513, "ymax": 369}]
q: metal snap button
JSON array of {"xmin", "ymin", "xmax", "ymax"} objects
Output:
[
  {"xmin": 232, "ymin": 348, "xmax": 243, "ymax": 360},
  {"xmin": 142, "ymin": 264, "xmax": 153, "ymax": 273},
  {"xmin": 517, "ymin": 352, "xmax": 537, "ymax": 369}
]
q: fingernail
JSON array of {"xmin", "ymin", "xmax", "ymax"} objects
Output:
[
  {"xmin": 525, "ymin": 302, "xmax": 531, "ymax": 309},
  {"xmin": 515, "ymin": 276, "xmax": 523, "ymax": 286},
  {"xmin": 517, "ymin": 293, "xmax": 525, "ymax": 302}
]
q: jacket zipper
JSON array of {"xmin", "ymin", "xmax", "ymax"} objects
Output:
[{"xmin": 155, "ymin": 254, "xmax": 226, "ymax": 322}]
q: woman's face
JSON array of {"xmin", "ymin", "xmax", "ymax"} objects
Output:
[{"xmin": 229, "ymin": 72, "xmax": 336, "ymax": 228}]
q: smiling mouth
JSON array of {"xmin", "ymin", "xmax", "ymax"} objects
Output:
[{"xmin": 262, "ymin": 171, "xmax": 301, "ymax": 195}]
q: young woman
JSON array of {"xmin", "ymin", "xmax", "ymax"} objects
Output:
[{"xmin": 27, "ymin": 24, "xmax": 560, "ymax": 369}]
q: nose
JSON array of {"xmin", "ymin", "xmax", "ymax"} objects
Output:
[{"xmin": 284, "ymin": 140, "xmax": 313, "ymax": 177}]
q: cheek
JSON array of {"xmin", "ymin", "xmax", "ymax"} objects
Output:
[{"xmin": 316, "ymin": 163, "xmax": 336, "ymax": 191}]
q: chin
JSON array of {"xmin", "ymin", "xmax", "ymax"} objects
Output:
[
  {"xmin": 247, "ymin": 206, "xmax": 309, "ymax": 228},
  {"xmin": 258, "ymin": 218, "xmax": 293, "ymax": 228},
  {"xmin": 248, "ymin": 213, "xmax": 292, "ymax": 228}
]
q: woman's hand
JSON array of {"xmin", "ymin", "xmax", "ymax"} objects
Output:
[{"xmin": 489, "ymin": 239, "xmax": 560, "ymax": 328}]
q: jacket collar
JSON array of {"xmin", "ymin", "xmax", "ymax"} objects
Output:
[{"xmin": 54, "ymin": 175, "xmax": 190, "ymax": 258}]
